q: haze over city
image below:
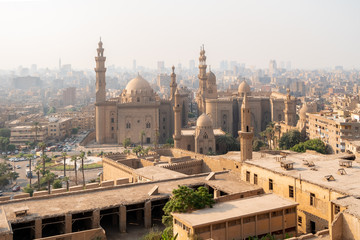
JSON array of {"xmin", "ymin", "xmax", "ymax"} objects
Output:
[{"xmin": 0, "ymin": 0, "xmax": 359, "ymax": 70}]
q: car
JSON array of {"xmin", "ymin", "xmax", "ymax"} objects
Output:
[
  {"xmin": 1, "ymin": 152, "xmax": 5, "ymax": 155},
  {"xmin": 16, "ymin": 165, "xmax": 21, "ymax": 169},
  {"xmin": 0, "ymin": 191, "xmax": 3, "ymax": 196},
  {"xmin": 12, "ymin": 185, "xmax": 20, "ymax": 192},
  {"xmin": 26, "ymin": 164, "xmax": 30, "ymax": 167}
]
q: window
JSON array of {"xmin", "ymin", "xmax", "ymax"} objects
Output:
[
  {"xmin": 126, "ymin": 122, "xmax": 131, "ymax": 129},
  {"xmin": 254, "ymin": 174, "xmax": 258, "ymax": 185},
  {"xmin": 269, "ymin": 179, "xmax": 273, "ymax": 190},
  {"xmin": 289, "ymin": 186, "xmax": 294, "ymax": 198},
  {"xmin": 200, "ymin": 148, "xmax": 203, "ymax": 154},
  {"xmin": 272, "ymin": 210, "xmax": 282, "ymax": 217},
  {"xmin": 335, "ymin": 205, "xmax": 340, "ymax": 214},
  {"xmin": 298, "ymin": 216, "xmax": 302, "ymax": 227},
  {"xmin": 137, "ymin": 97, "xmax": 140, "ymax": 102},
  {"xmin": 146, "ymin": 122, "xmax": 151, "ymax": 128},
  {"xmin": 246, "ymin": 171, "xmax": 250, "ymax": 182},
  {"xmin": 228, "ymin": 219, "xmax": 241, "ymax": 227},
  {"xmin": 243, "ymin": 216, "xmax": 255, "ymax": 224},
  {"xmin": 111, "ymin": 127, "xmax": 114, "ymax": 131},
  {"xmin": 310, "ymin": 193, "xmax": 315, "ymax": 206},
  {"xmin": 187, "ymin": 145, "xmax": 191, "ymax": 151},
  {"xmin": 257, "ymin": 213, "xmax": 269, "ymax": 220},
  {"xmin": 212, "ymin": 223, "xmax": 225, "ymax": 230},
  {"xmin": 111, "ymin": 118, "xmax": 114, "ymax": 123},
  {"xmin": 285, "ymin": 208, "xmax": 296, "ymax": 214},
  {"xmin": 203, "ymin": 132, "xmax": 208, "ymax": 139}
]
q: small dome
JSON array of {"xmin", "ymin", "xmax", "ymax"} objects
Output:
[
  {"xmin": 238, "ymin": 80, "xmax": 251, "ymax": 95},
  {"xmin": 125, "ymin": 74, "xmax": 152, "ymax": 93},
  {"xmin": 196, "ymin": 113, "xmax": 213, "ymax": 127},
  {"xmin": 299, "ymin": 104, "xmax": 309, "ymax": 119},
  {"xmin": 206, "ymin": 71, "xmax": 216, "ymax": 83}
]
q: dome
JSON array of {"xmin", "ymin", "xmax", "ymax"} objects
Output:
[
  {"xmin": 299, "ymin": 104, "xmax": 309, "ymax": 119},
  {"xmin": 238, "ymin": 80, "xmax": 251, "ymax": 95},
  {"xmin": 125, "ymin": 74, "xmax": 152, "ymax": 93},
  {"xmin": 206, "ymin": 71, "xmax": 216, "ymax": 83},
  {"xmin": 196, "ymin": 113, "xmax": 213, "ymax": 127}
]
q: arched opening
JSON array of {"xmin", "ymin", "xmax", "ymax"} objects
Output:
[
  {"xmin": 187, "ymin": 145, "xmax": 191, "ymax": 151},
  {"xmin": 246, "ymin": 126, "xmax": 249, "ymax": 132},
  {"xmin": 200, "ymin": 148, "xmax": 203, "ymax": 154}
]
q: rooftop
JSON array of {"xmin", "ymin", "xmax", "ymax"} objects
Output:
[
  {"xmin": 133, "ymin": 166, "xmax": 187, "ymax": 181},
  {"xmin": 181, "ymin": 128, "xmax": 225, "ymax": 136},
  {"xmin": 172, "ymin": 194, "xmax": 297, "ymax": 227},
  {"xmin": 222, "ymin": 151, "xmax": 360, "ymax": 196}
]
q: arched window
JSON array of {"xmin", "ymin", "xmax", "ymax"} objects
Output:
[
  {"xmin": 126, "ymin": 122, "xmax": 131, "ymax": 129},
  {"xmin": 203, "ymin": 132, "xmax": 208, "ymax": 139},
  {"xmin": 137, "ymin": 97, "xmax": 140, "ymax": 102},
  {"xmin": 146, "ymin": 122, "xmax": 151, "ymax": 128},
  {"xmin": 187, "ymin": 145, "xmax": 191, "ymax": 151},
  {"xmin": 246, "ymin": 126, "xmax": 249, "ymax": 132}
]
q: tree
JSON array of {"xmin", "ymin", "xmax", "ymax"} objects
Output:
[
  {"xmin": 63, "ymin": 176, "xmax": 70, "ymax": 190},
  {"xmin": 162, "ymin": 186, "xmax": 214, "ymax": 227},
  {"xmin": 52, "ymin": 179, "xmax": 62, "ymax": 189},
  {"xmin": 140, "ymin": 130, "xmax": 146, "ymax": 147},
  {"xmin": 0, "ymin": 128, "xmax": 10, "ymax": 138},
  {"xmin": 216, "ymin": 133, "xmax": 239, "ymax": 154},
  {"xmin": 279, "ymin": 130, "xmax": 301, "ymax": 150},
  {"xmin": 62, "ymin": 152, "xmax": 67, "ymax": 178},
  {"xmin": 0, "ymin": 137, "xmax": 9, "ymax": 153},
  {"xmin": 253, "ymin": 138, "xmax": 266, "ymax": 151},
  {"xmin": 71, "ymin": 128, "xmax": 79, "ymax": 135},
  {"xmin": 123, "ymin": 138, "xmax": 131, "ymax": 149},
  {"xmin": 38, "ymin": 142, "xmax": 46, "ymax": 176},
  {"xmin": 44, "ymin": 172, "xmax": 56, "ymax": 194},
  {"xmin": 71, "ymin": 155, "xmax": 78, "ymax": 185},
  {"xmin": 7, "ymin": 144, "xmax": 15, "ymax": 152},
  {"xmin": 23, "ymin": 184, "xmax": 34, "ymax": 197},
  {"xmin": 32, "ymin": 122, "xmax": 40, "ymax": 143},
  {"xmin": 291, "ymin": 139, "xmax": 327, "ymax": 154},
  {"xmin": 28, "ymin": 154, "xmax": 32, "ymax": 187},
  {"xmin": 79, "ymin": 151, "xmax": 86, "ymax": 186},
  {"xmin": 35, "ymin": 165, "xmax": 42, "ymax": 190},
  {"xmin": 260, "ymin": 122, "xmax": 275, "ymax": 150},
  {"xmin": 132, "ymin": 146, "xmax": 143, "ymax": 156}
]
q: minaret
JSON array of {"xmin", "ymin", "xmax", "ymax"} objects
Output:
[
  {"xmin": 170, "ymin": 66, "xmax": 177, "ymax": 101},
  {"xmin": 196, "ymin": 45, "xmax": 207, "ymax": 114},
  {"xmin": 173, "ymin": 88, "xmax": 182, "ymax": 148},
  {"xmin": 284, "ymin": 89, "xmax": 296, "ymax": 126},
  {"xmin": 238, "ymin": 93, "xmax": 253, "ymax": 161},
  {"xmin": 95, "ymin": 38, "xmax": 106, "ymax": 103}
]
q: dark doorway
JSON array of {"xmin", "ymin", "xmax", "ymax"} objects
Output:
[
  {"xmin": 12, "ymin": 221, "xmax": 35, "ymax": 240},
  {"xmin": 126, "ymin": 203, "xmax": 144, "ymax": 228},
  {"xmin": 146, "ymin": 137, "xmax": 151, "ymax": 144},
  {"xmin": 310, "ymin": 220, "xmax": 316, "ymax": 234},
  {"xmin": 100, "ymin": 207, "xmax": 120, "ymax": 235},
  {"xmin": 42, "ymin": 216, "xmax": 65, "ymax": 237},
  {"xmin": 151, "ymin": 199, "xmax": 168, "ymax": 226},
  {"xmin": 72, "ymin": 211, "xmax": 93, "ymax": 232}
]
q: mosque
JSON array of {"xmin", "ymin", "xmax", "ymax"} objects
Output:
[{"xmin": 94, "ymin": 40, "xmax": 298, "ymax": 153}]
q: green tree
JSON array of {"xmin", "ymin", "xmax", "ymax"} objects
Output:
[
  {"xmin": 0, "ymin": 128, "xmax": 10, "ymax": 138},
  {"xmin": 133, "ymin": 146, "xmax": 143, "ymax": 156},
  {"xmin": 123, "ymin": 138, "xmax": 131, "ymax": 148},
  {"xmin": 52, "ymin": 179, "xmax": 62, "ymax": 189},
  {"xmin": 290, "ymin": 138, "xmax": 327, "ymax": 154},
  {"xmin": 79, "ymin": 151, "xmax": 86, "ymax": 186},
  {"xmin": 71, "ymin": 127, "xmax": 79, "ymax": 135},
  {"xmin": 23, "ymin": 184, "xmax": 34, "ymax": 197},
  {"xmin": 32, "ymin": 122, "xmax": 40, "ymax": 143},
  {"xmin": 44, "ymin": 172, "xmax": 56, "ymax": 194},
  {"xmin": 71, "ymin": 155, "xmax": 78, "ymax": 185},
  {"xmin": 7, "ymin": 144, "xmax": 15, "ymax": 152},
  {"xmin": 253, "ymin": 138, "xmax": 266, "ymax": 151},
  {"xmin": 38, "ymin": 142, "xmax": 46, "ymax": 176},
  {"xmin": 62, "ymin": 152, "xmax": 67, "ymax": 178},
  {"xmin": 162, "ymin": 186, "xmax": 214, "ymax": 227},
  {"xmin": 35, "ymin": 165, "xmax": 42, "ymax": 190},
  {"xmin": 260, "ymin": 122, "xmax": 275, "ymax": 150},
  {"xmin": 216, "ymin": 133, "xmax": 239, "ymax": 154},
  {"xmin": 279, "ymin": 130, "xmax": 301, "ymax": 150},
  {"xmin": 0, "ymin": 137, "xmax": 9, "ymax": 153}
]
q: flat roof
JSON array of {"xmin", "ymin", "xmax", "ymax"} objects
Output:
[
  {"xmin": 332, "ymin": 196, "xmax": 360, "ymax": 219},
  {"xmin": 0, "ymin": 172, "xmax": 260, "ymax": 223},
  {"xmin": 172, "ymin": 194, "xmax": 297, "ymax": 228},
  {"xmin": 221, "ymin": 151, "xmax": 360, "ymax": 196},
  {"xmin": 133, "ymin": 166, "xmax": 187, "ymax": 181}
]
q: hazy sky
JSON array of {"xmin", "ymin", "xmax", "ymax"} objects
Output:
[{"xmin": 0, "ymin": 0, "xmax": 359, "ymax": 70}]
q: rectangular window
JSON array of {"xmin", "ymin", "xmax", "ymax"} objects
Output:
[
  {"xmin": 228, "ymin": 219, "xmax": 241, "ymax": 227},
  {"xmin": 111, "ymin": 118, "xmax": 114, "ymax": 123},
  {"xmin": 310, "ymin": 193, "xmax": 315, "ymax": 206},
  {"xmin": 335, "ymin": 205, "xmax": 340, "ymax": 214},
  {"xmin": 298, "ymin": 216, "xmax": 302, "ymax": 227},
  {"xmin": 246, "ymin": 171, "xmax": 250, "ymax": 182},
  {"xmin": 243, "ymin": 216, "xmax": 255, "ymax": 224},
  {"xmin": 289, "ymin": 186, "xmax": 294, "ymax": 198},
  {"xmin": 269, "ymin": 179, "xmax": 273, "ymax": 190},
  {"xmin": 254, "ymin": 174, "xmax": 258, "ymax": 185}
]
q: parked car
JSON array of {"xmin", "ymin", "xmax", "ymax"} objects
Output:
[
  {"xmin": 12, "ymin": 185, "xmax": 20, "ymax": 192},
  {"xmin": 16, "ymin": 165, "xmax": 21, "ymax": 169},
  {"xmin": 0, "ymin": 191, "xmax": 3, "ymax": 196}
]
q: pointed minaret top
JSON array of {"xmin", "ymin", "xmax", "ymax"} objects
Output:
[{"xmin": 172, "ymin": 65, "xmax": 175, "ymax": 73}]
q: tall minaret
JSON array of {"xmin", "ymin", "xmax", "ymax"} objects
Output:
[
  {"xmin": 173, "ymin": 88, "xmax": 182, "ymax": 148},
  {"xmin": 196, "ymin": 45, "xmax": 207, "ymax": 114},
  {"xmin": 238, "ymin": 93, "xmax": 253, "ymax": 161},
  {"xmin": 95, "ymin": 38, "xmax": 106, "ymax": 103},
  {"xmin": 284, "ymin": 89, "xmax": 296, "ymax": 126},
  {"xmin": 170, "ymin": 66, "xmax": 177, "ymax": 101}
]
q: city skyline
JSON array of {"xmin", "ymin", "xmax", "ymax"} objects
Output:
[{"xmin": 0, "ymin": 0, "xmax": 359, "ymax": 70}]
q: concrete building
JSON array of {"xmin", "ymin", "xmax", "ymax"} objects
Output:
[
  {"xmin": 62, "ymin": 87, "xmax": 76, "ymax": 106},
  {"xmin": 10, "ymin": 125, "xmax": 47, "ymax": 146},
  {"xmin": 48, "ymin": 117, "xmax": 72, "ymax": 140},
  {"xmin": 173, "ymin": 194, "xmax": 298, "ymax": 240}
]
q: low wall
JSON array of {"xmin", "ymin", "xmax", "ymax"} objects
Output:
[{"xmin": 36, "ymin": 227, "xmax": 106, "ymax": 240}]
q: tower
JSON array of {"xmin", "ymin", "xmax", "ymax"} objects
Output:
[
  {"xmin": 196, "ymin": 45, "xmax": 207, "ymax": 114},
  {"xmin": 95, "ymin": 39, "xmax": 106, "ymax": 103},
  {"xmin": 170, "ymin": 66, "xmax": 177, "ymax": 101},
  {"xmin": 284, "ymin": 89, "xmax": 297, "ymax": 126},
  {"xmin": 173, "ymin": 88, "xmax": 182, "ymax": 148},
  {"xmin": 238, "ymin": 93, "xmax": 253, "ymax": 161}
]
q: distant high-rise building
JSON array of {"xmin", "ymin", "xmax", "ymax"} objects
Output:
[
  {"xmin": 220, "ymin": 60, "xmax": 228, "ymax": 71},
  {"xmin": 177, "ymin": 63, "xmax": 182, "ymax": 73},
  {"xmin": 157, "ymin": 61, "xmax": 165, "ymax": 73},
  {"xmin": 62, "ymin": 87, "xmax": 76, "ymax": 106},
  {"xmin": 189, "ymin": 60, "xmax": 195, "ymax": 71},
  {"xmin": 269, "ymin": 60, "xmax": 277, "ymax": 76},
  {"xmin": 132, "ymin": 60, "xmax": 137, "ymax": 72}
]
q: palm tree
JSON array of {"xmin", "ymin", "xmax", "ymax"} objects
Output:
[
  {"xmin": 216, "ymin": 133, "xmax": 238, "ymax": 154},
  {"xmin": 63, "ymin": 176, "xmax": 70, "ymax": 191},
  {"xmin": 32, "ymin": 122, "xmax": 40, "ymax": 143},
  {"xmin": 44, "ymin": 172, "xmax": 55, "ymax": 194},
  {"xmin": 28, "ymin": 156, "xmax": 32, "ymax": 187},
  {"xmin": 38, "ymin": 142, "xmax": 46, "ymax": 176},
  {"xmin": 79, "ymin": 151, "xmax": 86, "ymax": 186},
  {"xmin": 35, "ymin": 165, "xmax": 42, "ymax": 190},
  {"xmin": 140, "ymin": 130, "xmax": 146, "ymax": 147},
  {"xmin": 62, "ymin": 152, "xmax": 67, "ymax": 177},
  {"xmin": 71, "ymin": 155, "xmax": 78, "ymax": 185}
]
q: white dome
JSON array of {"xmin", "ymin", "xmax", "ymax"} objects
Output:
[
  {"xmin": 196, "ymin": 113, "xmax": 213, "ymax": 127},
  {"xmin": 125, "ymin": 74, "xmax": 152, "ymax": 93},
  {"xmin": 238, "ymin": 80, "xmax": 251, "ymax": 95}
]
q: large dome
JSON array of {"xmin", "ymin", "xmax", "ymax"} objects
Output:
[
  {"xmin": 196, "ymin": 113, "xmax": 213, "ymax": 127},
  {"xmin": 125, "ymin": 74, "xmax": 152, "ymax": 93},
  {"xmin": 206, "ymin": 71, "xmax": 216, "ymax": 83},
  {"xmin": 238, "ymin": 80, "xmax": 251, "ymax": 95}
]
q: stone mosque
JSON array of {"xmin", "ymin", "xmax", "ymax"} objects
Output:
[{"xmin": 94, "ymin": 40, "xmax": 297, "ymax": 153}]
